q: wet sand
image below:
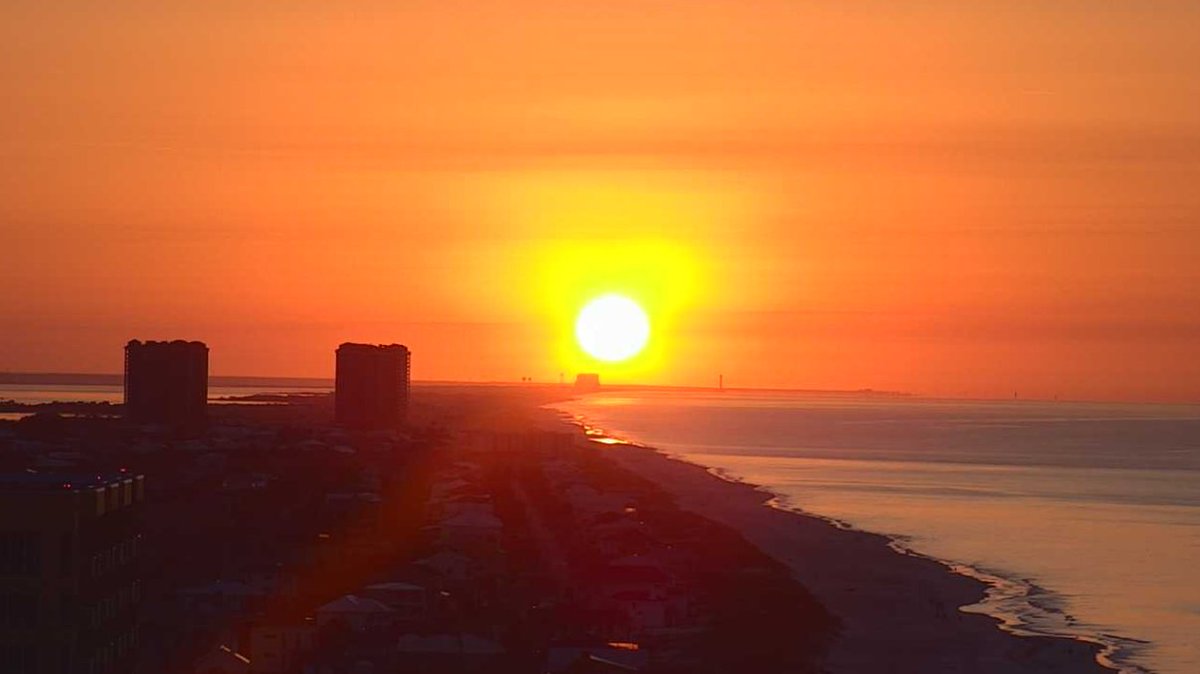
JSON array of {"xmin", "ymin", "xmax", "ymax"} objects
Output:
[{"xmin": 595, "ymin": 440, "xmax": 1115, "ymax": 673}]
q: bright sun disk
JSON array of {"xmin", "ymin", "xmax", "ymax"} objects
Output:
[{"xmin": 575, "ymin": 294, "xmax": 650, "ymax": 362}]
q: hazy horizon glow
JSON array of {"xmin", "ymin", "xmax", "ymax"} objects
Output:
[{"xmin": 2, "ymin": 2, "xmax": 1199, "ymax": 401}]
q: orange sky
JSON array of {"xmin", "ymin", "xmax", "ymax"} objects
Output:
[{"xmin": 2, "ymin": 2, "xmax": 1199, "ymax": 401}]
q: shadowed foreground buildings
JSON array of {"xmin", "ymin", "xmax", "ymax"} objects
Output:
[
  {"xmin": 123, "ymin": 340, "xmax": 208, "ymax": 429},
  {"xmin": 0, "ymin": 471, "xmax": 145, "ymax": 674},
  {"xmin": 335, "ymin": 343, "xmax": 411, "ymax": 430},
  {"xmin": 0, "ymin": 385, "xmax": 838, "ymax": 673}
]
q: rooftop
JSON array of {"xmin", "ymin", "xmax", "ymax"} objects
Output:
[
  {"xmin": 0, "ymin": 469, "xmax": 140, "ymax": 493},
  {"xmin": 318, "ymin": 594, "xmax": 394, "ymax": 614},
  {"xmin": 125, "ymin": 339, "xmax": 207, "ymax": 349},
  {"xmin": 337, "ymin": 342, "xmax": 409, "ymax": 352}
]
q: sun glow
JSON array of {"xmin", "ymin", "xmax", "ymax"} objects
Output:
[
  {"xmin": 575, "ymin": 295, "xmax": 651, "ymax": 362},
  {"xmin": 481, "ymin": 170, "xmax": 745, "ymax": 381}
]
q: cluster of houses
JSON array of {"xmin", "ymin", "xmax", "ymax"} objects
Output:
[
  {"xmin": 553, "ymin": 478, "xmax": 692, "ymax": 639},
  {"xmin": 3, "ymin": 400, "xmax": 813, "ymax": 673},
  {"xmin": 189, "ymin": 427, "xmax": 655, "ymax": 674}
]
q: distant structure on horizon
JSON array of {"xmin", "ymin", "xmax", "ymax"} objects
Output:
[
  {"xmin": 0, "ymin": 470, "xmax": 146, "ymax": 674},
  {"xmin": 123, "ymin": 339, "xmax": 208, "ymax": 429},
  {"xmin": 335, "ymin": 343, "xmax": 411, "ymax": 429},
  {"xmin": 574, "ymin": 373, "xmax": 601, "ymax": 391}
]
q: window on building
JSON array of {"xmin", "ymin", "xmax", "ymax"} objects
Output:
[
  {"xmin": 0, "ymin": 644, "xmax": 36, "ymax": 674},
  {"xmin": 60, "ymin": 532, "xmax": 74, "ymax": 576},
  {"xmin": 0, "ymin": 593, "xmax": 38, "ymax": 629},
  {"xmin": 0, "ymin": 532, "xmax": 39, "ymax": 576}
]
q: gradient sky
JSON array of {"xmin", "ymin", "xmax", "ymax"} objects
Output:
[{"xmin": 3, "ymin": 2, "xmax": 1199, "ymax": 401}]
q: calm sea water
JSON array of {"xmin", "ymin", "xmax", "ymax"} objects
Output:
[{"xmin": 554, "ymin": 391, "xmax": 1200, "ymax": 674}]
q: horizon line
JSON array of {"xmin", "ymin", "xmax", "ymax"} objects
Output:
[{"xmin": 2, "ymin": 370, "xmax": 1197, "ymax": 408}]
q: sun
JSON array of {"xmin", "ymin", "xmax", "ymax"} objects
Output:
[{"xmin": 575, "ymin": 294, "xmax": 651, "ymax": 362}]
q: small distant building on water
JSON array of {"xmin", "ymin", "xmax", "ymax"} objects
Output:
[{"xmin": 575, "ymin": 373, "xmax": 601, "ymax": 391}]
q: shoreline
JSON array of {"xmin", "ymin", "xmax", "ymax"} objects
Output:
[
  {"xmin": 557, "ymin": 413, "xmax": 1124, "ymax": 674},
  {"xmin": 744, "ymin": 483, "xmax": 1148, "ymax": 674}
]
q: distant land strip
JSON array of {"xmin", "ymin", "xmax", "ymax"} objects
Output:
[{"xmin": 0, "ymin": 372, "xmax": 333, "ymax": 389}]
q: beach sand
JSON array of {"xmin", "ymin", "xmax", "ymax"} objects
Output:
[{"xmin": 596, "ymin": 440, "xmax": 1114, "ymax": 674}]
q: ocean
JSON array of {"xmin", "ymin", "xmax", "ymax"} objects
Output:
[{"xmin": 553, "ymin": 391, "xmax": 1200, "ymax": 674}]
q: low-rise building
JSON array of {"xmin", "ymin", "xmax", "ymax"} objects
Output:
[
  {"xmin": 248, "ymin": 619, "xmax": 315, "ymax": 674},
  {"xmin": 0, "ymin": 470, "xmax": 145, "ymax": 674},
  {"xmin": 362, "ymin": 582, "xmax": 428, "ymax": 622},
  {"xmin": 315, "ymin": 595, "xmax": 395, "ymax": 632}
]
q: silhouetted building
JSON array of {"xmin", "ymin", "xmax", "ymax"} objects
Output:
[
  {"xmin": 0, "ymin": 471, "xmax": 145, "ymax": 674},
  {"xmin": 575, "ymin": 373, "xmax": 601, "ymax": 392},
  {"xmin": 335, "ymin": 343, "xmax": 411, "ymax": 429},
  {"xmin": 123, "ymin": 340, "xmax": 208, "ymax": 429}
]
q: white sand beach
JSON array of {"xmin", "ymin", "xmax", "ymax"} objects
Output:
[{"xmin": 599, "ymin": 441, "xmax": 1114, "ymax": 673}]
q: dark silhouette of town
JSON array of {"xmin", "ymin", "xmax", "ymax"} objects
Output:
[{"xmin": 0, "ymin": 340, "xmax": 831, "ymax": 674}]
